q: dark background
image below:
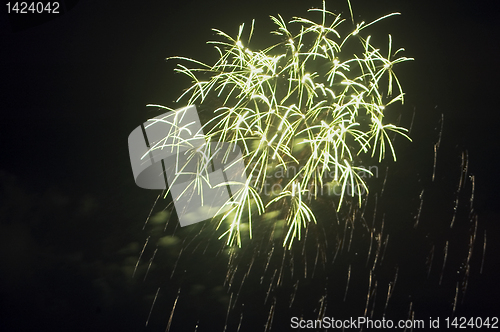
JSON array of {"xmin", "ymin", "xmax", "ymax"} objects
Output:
[{"xmin": 1, "ymin": 0, "xmax": 499, "ymax": 331}]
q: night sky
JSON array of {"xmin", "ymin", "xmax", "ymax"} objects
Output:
[{"xmin": 1, "ymin": 0, "xmax": 499, "ymax": 331}]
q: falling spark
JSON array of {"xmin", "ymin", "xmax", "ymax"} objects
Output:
[
  {"xmin": 146, "ymin": 287, "xmax": 161, "ymax": 327},
  {"xmin": 364, "ymin": 270, "xmax": 373, "ymax": 317},
  {"xmin": 432, "ymin": 143, "xmax": 438, "ymax": 182},
  {"xmin": 452, "ymin": 282, "xmax": 459, "ymax": 314},
  {"xmin": 480, "ymin": 230, "xmax": 487, "ymax": 274},
  {"xmin": 144, "ymin": 248, "xmax": 158, "ymax": 281},
  {"xmin": 427, "ymin": 244, "xmax": 435, "ymax": 278},
  {"xmin": 166, "ymin": 288, "xmax": 181, "ymax": 332},
  {"xmin": 439, "ymin": 241, "xmax": 449, "ymax": 285},
  {"xmin": 223, "ymin": 292, "xmax": 233, "ymax": 332},
  {"xmin": 344, "ymin": 264, "xmax": 351, "ymax": 301},
  {"xmin": 414, "ymin": 189, "xmax": 424, "ymax": 228},
  {"xmin": 289, "ymin": 280, "xmax": 299, "ymax": 308},
  {"xmin": 380, "ymin": 234, "xmax": 390, "ymax": 265},
  {"xmin": 469, "ymin": 175, "xmax": 475, "ymax": 211},
  {"xmin": 383, "ymin": 267, "xmax": 398, "ymax": 317},
  {"xmin": 133, "ymin": 236, "xmax": 150, "ymax": 278},
  {"xmin": 264, "ymin": 297, "xmax": 276, "ymax": 332}
]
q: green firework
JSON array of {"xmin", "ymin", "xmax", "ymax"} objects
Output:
[{"xmin": 154, "ymin": 1, "xmax": 413, "ymax": 248}]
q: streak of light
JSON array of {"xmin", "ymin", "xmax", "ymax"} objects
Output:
[
  {"xmin": 340, "ymin": 218, "xmax": 349, "ymax": 254},
  {"xmin": 302, "ymin": 224, "xmax": 310, "ymax": 256},
  {"xmin": 319, "ymin": 238, "xmax": 327, "ymax": 271},
  {"xmin": 452, "ymin": 282, "xmax": 459, "ymax": 314},
  {"xmin": 380, "ymin": 166, "xmax": 389, "ymax": 197},
  {"xmin": 439, "ymin": 241, "xmax": 448, "ymax": 285},
  {"xmin": 435, "ymin": 113, "xmax": 444, "ymax": 149},
  {"xmin": 144, "ymin": 248, "xmax": 158, "ymax": 281},
  {"xmin": 462, "ymin": 248, "xmax": 471, "ymax": 304},
  {"xmin": 320, "ymin": 223, "xmax": 329, "ymax": 249},
  {"xmin": 480, "ymin": 230, "xmax": 486, "ymax": 274},
  {"xmin": 143, "ymin": 192, "xmax": 164, "ymax": 230},
  {"xmin": 363, "ymin": 270, "xmax": 373, "ymax": 317},
  {"xmin": 407, "ymin": 107, "xmax": 416, "ymax": 135},
  {"xmin": 289, "ymin": 280, "xmax": 299, "ymax": 308},
  {"xmin": 277, "ymin": 250, "xmax": 287, "ymax": 285},
  {"xmin": 431, "ymin": 113, "xmax": 444, "ymax": 182},
  {"xmin": 450, "ymin": 151, "xmax": 468, "ymax": 228},
  {"xmin": 427, "ymin": 244, "xmax": 434, "ymax": 278},
  {"xmin": 432, "ymin": 143, "xmax": 437, "ymax": 182},
  {"xmin": 469, "ymin": 175, "xmax": 475, "ymax": 211},
  {"xmin": 374, "ymin": 216, "xmax": 385, "ymax": 269},
  {"xmin": 185, "ymin": 225, "xmax": 206, "ymax": 252},
  {"xmin": 347, "ymin": 220, "xmax": 354, "ymax": 253},
  {"xmin": 234, "ymin": 266, "xmax": 251, "ymax": 309},
  {"xmin": 223, "ymin": 292, "xmax": 233, "ymax": 332},
  {"xmin": 383, "ymin": 267, "xmax": 398, "ymax": 317},
  {"xmin": 405, "ymin": 302, "xmax": 414, "ymax": 332},
  {"xmin": 265, "ymin": 269, "xmax": 277, "ymax": 304},
  {"xmin": 133, "ymin": 236, "xmax": 150, "ymax": 278},
  {"xmin": 371, "ymin": 233, "xmax": 382, "ymax": 271},
  {"xmin": 366, "ymin": 228, "xmax": 374, "ymax": 266},
  {"xmin": 461, "ymin": 215, "xmax": 478, "ymax": 303},
  {"xmin": 264, "ymin": 297, "xmax": 276, "ymax": 332},
  {"xmin": 166, "ymin": 288, "xmax": 180, "ymax": 332},
  {"xmin": 450, "ymin": 197, "xmax": 459, "ymax": 229},
  {"xmin": 304, "ymin": 248, "xmax": 308, "ymax": 278},
  {"xmin": 414, "ymin": 189, "xmax": 423, "ymax": 228},
  {"xmin": 261, "ymin": 246, "xmax": 274, "ymax": 283},
  {"xmin": 359, "ymin": 194, "xmax": 369, "ymax": 222},
  {"xmin": 471, "ymin": 215, "xmax": 478, "ymax": 243},
  {"xmin": 318, "ymin": 294, "xmax": 327, "ymax": 320},
  {"xmin": 331, "ymin": 239, "xmax": 340, "ymax": 265},
  {"xmin": 392, "ymin": 114, "xmax": 402, "ymax": 147},
  {"xmin": 170, "ymin": 247, "xmax": 184, "ymax": 279},
  {"xmin": 380, "ymin": 234, "xmax": 389, "ymax": 265},
  {"xmin": 311, "ymin": 243, "xmax": 319, "ymax": 279},
  {"xmin": 225, "ymin": 265, "xmax": 237, "ymax": 290},
  {"xmin": 458, "ymin": 150, "xmax": 469, "ymax": 192},
  {"xmin": 344, "ymin": 264, "xmax": 351, "ymax": 302},
  {"xmin": 369, "ymin": 282, "xmax": 377, "ymax": 318},
  {"xmin": 146, "ymin": 287, "xmax": 160, "ymax": 327},
  {"xmin": 236, "ymin": 313, "xmax": 243, "ymax": 332}
]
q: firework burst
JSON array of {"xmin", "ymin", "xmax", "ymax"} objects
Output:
[{"xmin": 151, "ymin": 1, "xmax": 412, "ymax": 248}]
